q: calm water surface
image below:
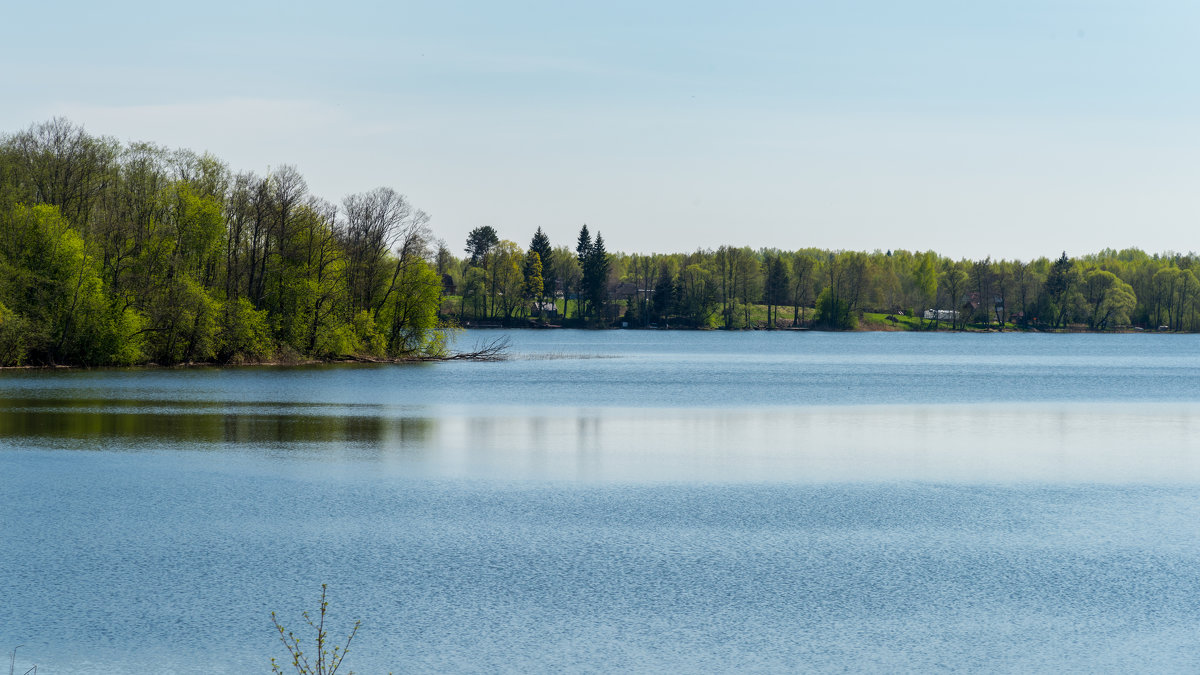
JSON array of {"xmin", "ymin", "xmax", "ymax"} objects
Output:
[{"xmin": 3, "ymin": 331, "xmax": 1200, "ymax": 672}]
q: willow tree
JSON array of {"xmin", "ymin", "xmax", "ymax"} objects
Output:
[{"xmin": 1083, "ymin": 269, "xmax": 1136, "ymax": 330}]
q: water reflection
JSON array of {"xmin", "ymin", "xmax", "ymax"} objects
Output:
[
  {"xmin": 7, "ymin": 335, "xmax": 1200, "ymax": 673},
  {"xmin": 6, "ymin": 398, "xmax": 1200, "ymax": 483},
  {"xmin": 0, "ymin": 398, "xmax": 432, "ymax": 448}
]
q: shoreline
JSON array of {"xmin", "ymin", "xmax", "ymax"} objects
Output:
[
  {"xmin": 460, "ymin": 322, "xmax": 1157, "ymax": 334},
  {"xmin": 0, "ymin": 355, "xmax": 447, "ymax": 371},
  {"xmin": 0, "ymin": 326, "xmax": 1178, "ymax": 371}
]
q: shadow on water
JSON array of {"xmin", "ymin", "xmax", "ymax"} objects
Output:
[
  {"xmin": 7, "ymin": 390, "xmax": 1200, "ymax": 483},
  {"xmin": 0, "ymin": 397, "xmax": 434, "ymax": 447}
]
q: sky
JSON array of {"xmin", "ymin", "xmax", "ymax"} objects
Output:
[{"xmin": 3, "ymin": 1, "xmax": 1199, "ymax": 260}]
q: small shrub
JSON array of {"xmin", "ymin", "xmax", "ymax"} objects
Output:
[{"xmin": 271, "ymin": 584, "xmax": 360, "ymax": 675}]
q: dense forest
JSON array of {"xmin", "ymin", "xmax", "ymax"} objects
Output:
[
  {"xmin": 455, "ymin": 233, "xmax": 1175, "ymax": 334},
  {"xmin": 1, "ymin": 119, "xmax": 1198, "ymax": 367},
  {"xmin": 446, "ymin": 215, "xmax": 1193, "ymax": 337},
  {"xmin": 0, "ymin": 120, "xmax": 447, "ymax": 367}
]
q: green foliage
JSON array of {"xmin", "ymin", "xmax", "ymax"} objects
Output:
[
  {"xmin": 726, "ymin": 302, "xmax": 751, "ymax": 329},
  {"xmin": 487, "ymin": 241, "xmax": 525, "ymax": 320},
  {"xmin": 143, "ymin": 275, "xmax": 221, "ymax": 364},
  {"xmin": 218, "ymin": 297, "xmax": 274, "ymax": 362},
  {"xmin": 676, "ymin": 264, "xmax": 718, "ymax": 327},
  {"xmin": 271, "ymin": 584, "xmax": 360, "ymax": 675},
  {"xmin": 105, "ymin": 304, "xmax": 147, "ymax": 366},
  {"xmin": 814, "ymin": 287, "xmax": 857, "ymax": 330},
  {"xmin": 523, "ymin": 249, "xmax": 547, "ymax": 320},
  {"xmin": 465, "ymin": 225, "xmax": 498, "ymax": 266},
  {"xmin": 460, "ymin": 266, "xmax": 487, "ymax": 320},
  {"xmin": 378, "ymin": 260, "xmax": 445, "ymax": 357},
  {"xmin": 422, "ymin": 321, "xmax": 457, "ymax": 359},
  {"xmin": 1084, "ymin": 269, "xmax": 1136, "ymax": 330},
  {"xmin": 0, "ymin": 203, "xmax": 136, "ymax": 365},
  {"xmin": 0, "ymin": 301, "xmax": 29, "ymax": 366},
  {"xmin": 171, "ymin": 182, "xmax": 224, "ymax": 269},
  {"xmin": 574, "ymin": 226, "xmax": 611, "ymax": 324},
  {"xmin": 523, "ymin": 250, "xmax": 544, "ymax": 304},
  {"xmin": 938, "ymin": 264, "xmax": 969, "ymax": 330},
  {"xmin": 1044, "ymin": 251, "xmax": 1080, "ymax": 328},
  {"xmin": 912, "ymin": 252, "xmax": 938, "ymax": 312},
  {"xmin": 8, "ymin": 117, "xmax": 1200, "ymax": 357},
  {"xmin": 528, "ymin": 226, "xmax": 554, "ymax": 298},
  {"xmin": 351, "ymin": 310, "xmax": 386, "ymax": 357},
  {"xmin": 0, "ymin": 121, "xmax": 453, "ymax": 365},
  {"xmin": 652, "ymin": 265, "xmax": 675, "ymax": 323}
]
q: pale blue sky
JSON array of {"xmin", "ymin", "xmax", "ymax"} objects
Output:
[{"xmin": 4, "ymin": 1, "xmax": 1199, "ymax": 259}]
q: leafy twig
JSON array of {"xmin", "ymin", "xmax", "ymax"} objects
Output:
[{"xmin": 271, "ymin": 584, "xmax": 360, "ymax": 675}]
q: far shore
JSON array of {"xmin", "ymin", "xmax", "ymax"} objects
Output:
[
  {"xmin": 458, "ymin": 320, "xmax": 1159, "ymax": 334},
  {"xmin": 0, "ymin": 325, "xmax": 1176, "ymax": 371}
]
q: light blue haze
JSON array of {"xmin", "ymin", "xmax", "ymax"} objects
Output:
[{"xmin": 3, "ymin": 3, "xmax": 1199, "ymax": 258}]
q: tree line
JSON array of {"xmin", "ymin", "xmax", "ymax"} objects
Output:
[
  {"xmin": 0, "ymin": 119, "xmax": 447, "ymax": 366},
  {"xmin": 452, "ymin": 222, "xmax": 611, "ymax": 324},
  {"xmin": 445, "ymin": 229, "xmax": 1196, "ymax": 334},
  {"xmin": 3, "ymin": 119, "xmax": 1199, "ymax": 367}
]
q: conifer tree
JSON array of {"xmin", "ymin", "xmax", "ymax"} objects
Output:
[
  {"xmin": 574, "ymin": 225, "xmax": 592, "ymax": 319},
  {"xmin": 587, "ymin": 233, "xmax": 610, "ymax": 323},
  {"xmin": 653, "ymin": 264, "xmax": 675, "ymax": 324},
  {"xmin": 529, "ymin": 227, "xmax": 554, "ymax": 298}
]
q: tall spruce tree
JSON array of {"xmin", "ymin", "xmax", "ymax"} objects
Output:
[
  {"xmin": 529, "ymin": 227, "xmax": 554, "ymax": 299},
  {"xmin": 1045, "ymin": 251, "xmax": 1074, "ymax": 328},
  {"xmin": 763, "ymin": 254, "xmax": 790, "ymax": 328},
  {"xmin": 575, "ymin": 225, "xmax": 592, "ymax": 319},
  {"xmin": 653, "ymin": 264, "xmax": 676, "ymax": 324},
  {"xmin": 584, "ymin": 233, "xmax": 610, "ymax": 324}
]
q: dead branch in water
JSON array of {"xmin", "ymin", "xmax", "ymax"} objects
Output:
[{"xmin": 444, "ymin": 335, "xmax": 511, "ymax": 361}]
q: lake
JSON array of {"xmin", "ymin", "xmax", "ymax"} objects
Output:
[{"xmin": 3, "ymin": 330, "xmax": 1200, "ymax": 672}]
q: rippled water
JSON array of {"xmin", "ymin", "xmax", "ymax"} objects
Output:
[{"xmin": 3, "ymin": 330, "xmax": 1200, "ymax": 672}]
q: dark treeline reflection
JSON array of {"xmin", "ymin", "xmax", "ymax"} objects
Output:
[{"xmin": 0, "ymin": 399, "xmax": 433, "ymax": 447}]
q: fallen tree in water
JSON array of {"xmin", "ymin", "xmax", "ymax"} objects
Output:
[
  {"xmin": 441, "ymin": 335, "xmax": 511, "ymax": 361},
  {"xmin": 341, "ymin": 335, "xmax": 511, "ymax": 364}
]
